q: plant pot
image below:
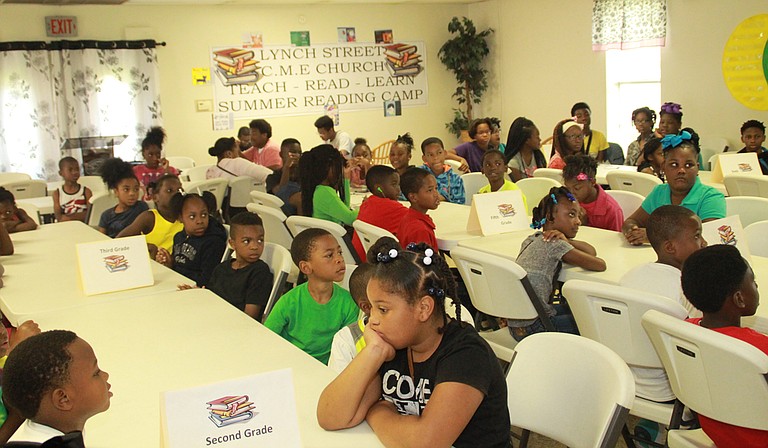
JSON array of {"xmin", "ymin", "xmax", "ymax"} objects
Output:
[{"xmin": 459, "ymin": 130, "xmax": 471, "ymax": 143}]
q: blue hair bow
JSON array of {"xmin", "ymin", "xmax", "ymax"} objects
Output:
[
  {"xmin": 661, "ymin": 130, "xmax": 692, "ymax": 149},
  {"xmin": 530, "ymin": 217, "xmax": 546, "ymax": 229}
]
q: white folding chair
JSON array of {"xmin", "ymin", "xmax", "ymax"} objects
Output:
[
  {"xmin": 445, "ymin": 159, "xmax": 462, "ymax": 172},
  {"xmin": 450, "ymin": 245, "xmax": 555, "ymax": 363},
  {"xmin": 352, "ymin": 220, "xmax": 397, "ymax": 256},
  {"xmin": 745, "ymin": 220, "xmax": 768, "ymax": 257},
  {"xmin": 725, "ymin": 196, "xmax": 768, "ymax": 227},
  {"xmin": 563, "ymin": 280, "xmax": 689, "ymax": 445},
  {"xmin": 245, "ymin": 203, "xmax": 298, "ymax": 284},
  {"xmin": 184, "ymin": 178, "xmax": 229, "ymax": 213},
  {"xmin": 460, "ymin": 172, "xmax": 487, "ymax": 203},
  {"xmin": 605, "ymin": 190, "xmax": 645, "ymax": 220},
  {"xmin": 249, "ymin": 190, "xmax": 284, "ymax": 210},
  {"xmin": 0, "ymin": 173, "xmax": 31, "ymax": 184},
  {"xmin": 228, "ymin": 176, "xmax": 265, "ymax": 209},
  {"xmin": 0, "ymin": 179, "xmax": 47, "ymax": 200},
  {"xmin": 85, "ymin": 192, "xmax": 118, "ymax": 228},
  {"xmin": 259, "ymin": 243, "xmax": 294, "ymax": 323},
  {"xmin": 724, "ymin": 173, "xmax": 768, "ymax": 198},
  {"xmin": 642, "ymin": 310, "xmax": 768, "ymax": 448},
  {"xmin": 515, "ymin": 177, "xmax": 560, "ymax": 215},
  {"xmin": 78, "ymin": 176, "xmax": 107, "ymax": 195},
  {"xmin": 506, "ymin": 332, "xmax": 635, "ymax": 448},
  {"xmin": 14, "ymin": 202, "xmax": 41, "ymax": 225},
  {"xmin": 166, "ymin": 156, "xmax": 196, "ymax": 170},
  {"xmin": 532, "ymin": 167, "xmax": 563, "ymax": 183},
  {"xmin": 184, "ymin": 164, "xmax": 215, "ymax": 182},
  {"xmin": 285, "ymin": 215, "xmax": 358, "ymax": 265},
  {"xmin": 606, "ymin": 170, "xmax": 662, "ymax": 197}
]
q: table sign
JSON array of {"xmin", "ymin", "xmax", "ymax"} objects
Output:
[
  {"xmin": 161, "ymin": 369, "xmax": 301, "ymax": 448},
  {"xmin": 466, "ymin": 190, "xmax": 529, "ymax": 236},
  {"xmin": 701, "ymin": 215, "xmax": 751, "ymax": 261},
  {"xmin": 710, "ymin": 152, "xmax": 760, "ymax": 182},
  {"xmin": 76, "ymin": 235, "xmax": 153, "ymax": 295}
]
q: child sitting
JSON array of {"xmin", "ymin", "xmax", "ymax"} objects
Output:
[
  {"xmin": 98, "ymin": 158, "xmax": 149, "ymax": 238},
  {"xmin": 397, "ymin": 168, "xmax": 440, "ymax": 249},
  {"xmin": 419, "ymin": 137, "xmax": 465, "ymax": 204},
  {"xmin": 300, "ymin": 144, "xmax": 358, "ymax": 226},
  {"xmin": 351, "ymin": 165, "xmax": 408, "ymax": 262},
  {"xmin": 156, "ymin": 191, "xmax": 227, "ymax": 288},
  {"xmin": 349, "ymin": 138, "xmax": 372, "ymax": 189},
  {"xmin": 389, "ymin": 133, "xmax": 415, "ymax": 178},
  {"xmin": 478, "ymin": 150, "xmax": 528, "ymax": 206},
  {"xmin": 0, "ymin": 320, "xmax": 40, "ymax": 444},
  {"xmin": 738, "ymin": 119, "xmax": 768, "ymax": 174},
  {"xmin": 510, "ymin": 187, "xmax": 606, "ymax": 341},
  {"xmin": 318, "ymin": 238, "xmax": 510, "ymax": 448},
  {"xmin": 637, "ymin": 137, "xmax": 665, "ymax": 181},
  {"xmin": 0, "ymin": 187, "xmax": 37, "ymax": 234},
  {"xmin": 504, "ymin": 117, "xmax": 547, "ymax": 181},
  {"xmin": 562, "ymin": 154, "xmax": 624, "ymax": 232},
  {"xmin": 117, "ymin": 174, "xmax": 183, "ymax": 258},
  {"xmin": 681, "ymin": 245, "xmax": 768, "ymax": 447},
  {"xmin": 53, "ymin": 157, "xmax": 92, "ymax": 223},
  {"xmin": 328, "ymin": 263, "xmax": 374, "ymax": 373},
  {"xmin": 4, "ymin": 330, "xmax": 111, "ymax": 443},
  {"xmin": 264, "ymin": 228, "xmax": 358, "ymax": 364},
  {"xmin": 133, "ymin": 127, "xmax": 179, "ymax": 201},
  {"xmin": 267, "ymin": 138, "xmax": 302, "ymax": 216},
  {"xmin": 206, "ymin": 211, "xmax": 273, "ymax": 320}
]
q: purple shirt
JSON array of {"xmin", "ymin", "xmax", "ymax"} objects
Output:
[{"xmin": 454, "ymin": 141, "xmax": 486, "ymax": 172}]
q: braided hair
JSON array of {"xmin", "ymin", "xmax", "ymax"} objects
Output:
[
  {"xmin": 299, "ymin": 144, "xmax": 346, "ymax": 217},
  {"xmin": 530, "ymin": 186, "xmax": 577, "ymax": 230},
  {"xmin": 504, "ymin": 117, "xmax": 547, "ymax": 167},
  {"xmin": 367, "ymin": 237, "xmax": 462, "ymax": 333}
]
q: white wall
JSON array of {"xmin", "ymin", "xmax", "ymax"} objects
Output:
[{"xmin": 0, "ymin": 3, "xmax": 468, "ymax": 163}]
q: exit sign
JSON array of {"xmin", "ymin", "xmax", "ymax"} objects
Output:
[{"xmin": 45, "ymin": 16, "xmax": 78, "ymax": 37}]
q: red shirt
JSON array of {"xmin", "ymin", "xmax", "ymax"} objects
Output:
[
  {"xmin": 242, "ymin": 139, "xmax": 282, "ymax": 168},
  {"xmin": 397, "ymin": 208, "xmax": 438, "ymax": 250},
  {"xmin": 352, "ymin": 195, "xmax": 408, "ymax": 262},
  {"xmin": 133, "ymin": 164, "xmax": 179, "ymax": 200},
  {"xmin": 580, "ymin": 184, "xmax": 623, "ymax": 232},
  {"xmin": 686, "ymin": 318, "xmax": 768, "ymax": 447}
]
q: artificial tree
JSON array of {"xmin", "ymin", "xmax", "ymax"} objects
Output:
[{"xmin": 438, "ymin": 16, "xmax": 494, "ymax": 138}]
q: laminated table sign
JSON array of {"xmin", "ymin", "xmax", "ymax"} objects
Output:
[
  {"xmin": 466, "ymin": 189, "xmax": 529, "ymax": 236},
  {"xmin": 76, "ymin": 235, "xmax": 154, "ymax": 295},
  {"xmin": 710, "ymin": 152, "xmax": 761, "ymax": 182}
]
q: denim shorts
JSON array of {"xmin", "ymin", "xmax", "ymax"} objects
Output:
[{"xmin": 509, "ymin": 304, "xmax": 579, "ymax": 342}]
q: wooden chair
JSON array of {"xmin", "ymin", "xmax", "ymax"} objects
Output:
[{"xmin": 370, "ymin": 140, "xmax": 395, "ymax": 165}]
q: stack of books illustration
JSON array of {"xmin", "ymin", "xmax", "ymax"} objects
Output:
[
  {"xmin": 384, "ymin": 43, "xmax": 422, "ymax": 77},
  {"xmin": 103, "ymin": 255, "xmax": 128, "ymax": 273},
  {"xmin": 718, "ymin": 225, "xmax": 737, "ymax": 245},
  {"xmin": 206, "ymin": 395, "xmax": 255, "ymax": 427},
  {"xmin": 213, "ymin": 48, "xmax": 260, "ymax": 85}
]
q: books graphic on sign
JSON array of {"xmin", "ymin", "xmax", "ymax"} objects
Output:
[
  {"xmin": 212, "ymin": 48, "xmax": 260, "ymax": 86},
  {"xmin": 214, "ymin": 66, "xmax": 259, "ymax": 86},
  {"xmin": 103, "ymin": 255, "xmax": 128, "ymax": 273},
  {"xmin": 384, "ymin": 43, "xmax": 423, "ymax": 77},
  {"xmin": 213, "ymin": 48, "xmax": 254, "ymax": 66},
  {"xmin": 208, "ymin": 411, "xmax": 254, "ymax": 428},
  {"xmin": 206, "ymin": 395, "xmax": 256, "ymax": 428}
]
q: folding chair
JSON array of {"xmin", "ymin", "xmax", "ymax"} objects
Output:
[
  {"xmin": 531, "ymin": 168, "xmax": 563, "ymax": 183},
  {"xmin": 227, "ymin": 176, "xmax": 265, "ymax": 219},
  {"xmin": 286, "ymin": 215, "xmax": 359, "ymax": 265},
  {"xmin": 86, "ymin": 192, "xmax": 118, "ymax": 228},
  {"xmin": 184, "ymin": 164, "xmax": 215, "ymax": 182},
  {"xmin": 745, "ymin": 220, "xmax": 768, "ymax": 257},
  {"xmin": 245, "ymin": 203, "xmax": 297, "ymax": 284},
  {"xmin": 723, "ymin": 173, "xmax": 768, "ymax": 198},
  {"xmin": 0, "ymin": 173, "xmax": 31, "ymax": 184},
  {"xmin": 259, "ymin": 243, "xmax": 294, "ymax": 323},
  {"xmin": 352, "ymin": 220, "xmax": 397, "ymax": 256},
  {"xmin": 460, "ymin": 172, "xmax": 488, "ymax": 203},
  {"xmin": 450, "ymin": 245, "xmax": 554, "ymax": 363},
  {"xmin": 184, "ymin": 178, "xmax": 229, "ymax": 213},
  {"xmin": 78, "ymin": 175, "xmax": 107, "ymax": 195},
  {"xmin": 606, "ymin": 170, "xmax": 662, "ymax": 197},
  {"xmin": 506, "ymin": 332, "xmax": 635, "ymax": 448},
  {"xmin": 725, "ymin": 196, "xmax": 768, "ymax": 227},
  {"xmin": 515, "ymin": 177, "xmax": 560, "ymax": 215},
  {"xmin": 370, "ymin": 140, "xmax": 395, "ymax": 165},
  {"xmin": 14, "ymin": 202, "xmax": 41, "ymax": 225},
  {"xmin": 642, "ymin": 310, "xmax": 768, "ymax": 448},
  {"xmin": 605, "ymin": 190, "xmax": 644, "ymax": 221},
  {"xmin": 0, "ymin": 179, "xmax": 47, "ymax": 200},
  {"xmin": 166, "ymin": 156, "xmax": 196, "ymax": 170},
  {"xmin": 249, "ymin": 190, "xmax": 284, "ymax": 210},
  {"xmin": 563, "ymin": 279, "xmax": 690, "ymax": 447}
]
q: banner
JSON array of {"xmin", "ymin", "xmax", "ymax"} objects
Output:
[{"xmin": 211, "ymin": 42, "xmax": 428, "ymax": 119}]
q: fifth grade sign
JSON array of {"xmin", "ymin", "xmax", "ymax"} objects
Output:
[{"xmin": 211, "ymin": 42, "xmax": 428, "ymax": 118}]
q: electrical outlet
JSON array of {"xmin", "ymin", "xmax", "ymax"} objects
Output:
[{"xmin": 196, "ymin": 100, "xmax": 213, "ymax": 112}]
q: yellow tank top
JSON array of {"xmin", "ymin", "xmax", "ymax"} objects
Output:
[{"xmin": 145, "ymin": 209, "xmax": 183, "ymax": 252}]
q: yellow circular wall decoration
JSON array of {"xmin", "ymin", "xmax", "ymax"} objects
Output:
[{"xmin": 722, "ymin": 14, "xmax": 768, "ymax": 110}]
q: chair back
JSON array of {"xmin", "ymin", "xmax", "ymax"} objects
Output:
[
  {"xmin": 352, "ymin": 220, "xmax": 397, "ymax": 255},
  {"xmin": 606, "ymin": 142, "xmax": 625, "ymax": 165},
  {"xmin": 166, "ymin": 156, "xmax": 196, "ymax": 170},
  {"xmin": 450, "ymin": 246, "xmax": 547, "ymax": 323},
  {"xmin": 699, "ymin": 136, "xmax": 729, "ymax": 171},
  {"xmin": 745, "ymin": 220, "xmax": 768, "ymax": 257},
  {"xmin": 445, "ymin": 299, "xmax": 474, "ymax": 326},
  {"xmin": 184, "ymin": 178, "xmax": 230, "ymax": 212},
  {"xmin": 260, "ymin": 243, "xmax": 294, "ymax": 323},
  {"xmin": 515, "ymin": 177, "xmax": 561, "ymax": 215},
  {"xmin": 724, "ymin": 173, "xmax": 768, "ymax": 198},
  {"xmin": 606, "ymin": 170, "xmax": 662, "ymax": 197},
  {"xmin": 370, "ymin": 140, "xmax": 395, "ymax": 165},
  {"xmin": 86, "ymin": 192, "xmax": 119, "ymax": 227},
  {"xmin": 605, "ymin": 190, "xmax": 644, "ymax": 220},
  {"xmin": 725, "ymin": 196, "xmax": 768, "ymax": 227},
  {"xmin": 460, "ymin": 172, "xmax": 488, "ymax": 203},
  {"xmin": 14, "ymin": 202, "xmax": 41, "ymax": 225},
  {"xmin": 0, "ymin": 180, "xmax": 46, "ymax": 200},
  {"xmin": 564, "ymin": 279, "xmax": 688, "ymax": 369},
  {"xmin": 507, "ymin": 332, "xmax": 635, "ymax": 448},
  {"xmin": 245, "ymin": 203, "xmax": 293, "ymax": 251},
  {"xmin": 642, "ymin": 310, "xmax": 768, "ymax": 430},
  {"xmin": 0, "ymin": 172, "xmax": 31, "ymax": 184},
  {"xmin": 228, "ymin": 176, "xmax": 264, "ymax": 208},
  {"xmin": 78, "ymin": 176, "xmax": 108, "ymax": 194},
  {"xmin": 184, "ymin": 164, "xmax": 215, "ymax": 182},
  {"xmin": 445, "ymin": 159, "xmax": 462, "ymax": 172},
  {"xmin": 285, "ymin": 215, "xmax": 358, "ymax": 264},
  {"xmin": 249, "ymin": 190, "xmax": 284, "ymax": 209},
  {"xmin": 532, "ymin": 168, "xmax": 563, "ymax": 183}
]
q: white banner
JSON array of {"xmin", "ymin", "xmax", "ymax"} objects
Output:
[{"xmin": 211, "ymin": 42, "xmax": 428, "ymax": 119}]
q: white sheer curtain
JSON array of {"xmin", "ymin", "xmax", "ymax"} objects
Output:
[
  {"xmin": 592, "ymin": 0, "xmax": 667, "ymax": 51},
  {"xmin": 0, "ymin": 41, "xmax": 163, "ymax": 180}
]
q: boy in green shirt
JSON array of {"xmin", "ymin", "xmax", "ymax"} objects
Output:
[{"xmin": 264, "ymin": 228, "xmax": 359, "ymax": 364}]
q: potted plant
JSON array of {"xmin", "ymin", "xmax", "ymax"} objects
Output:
[{"xmin": 438, "ymin": 16, "xmax": 494, "ymax": 140}]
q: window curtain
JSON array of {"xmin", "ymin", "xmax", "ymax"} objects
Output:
[
  {"xmin": 0, "ymin": 40, "xmax": 163, "ymax": 180},
  {"xmin": 592, "ymin": 0, "xmax": 667, "ymax": 51}
]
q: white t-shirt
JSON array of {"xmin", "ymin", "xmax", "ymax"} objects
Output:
[
  {"xmin": 328, "ymin": 326, "xmax": 356, "ymax": 374},
  {"xmin": 9, "ymin": 420, "xmax": 65, "ymax": 443},
  {"xmin": 327, "ymin": 131, "xmax": 354, "ymax": 156}
]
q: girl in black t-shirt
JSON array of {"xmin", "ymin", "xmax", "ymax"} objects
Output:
[{"xmin": 317, "ymin": 238, "xmax": 510, "ymax": 448}]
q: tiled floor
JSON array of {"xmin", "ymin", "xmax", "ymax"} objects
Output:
[{"xmin": 513, "ymin": 415, "xmax": 666, "ymax": 448}]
